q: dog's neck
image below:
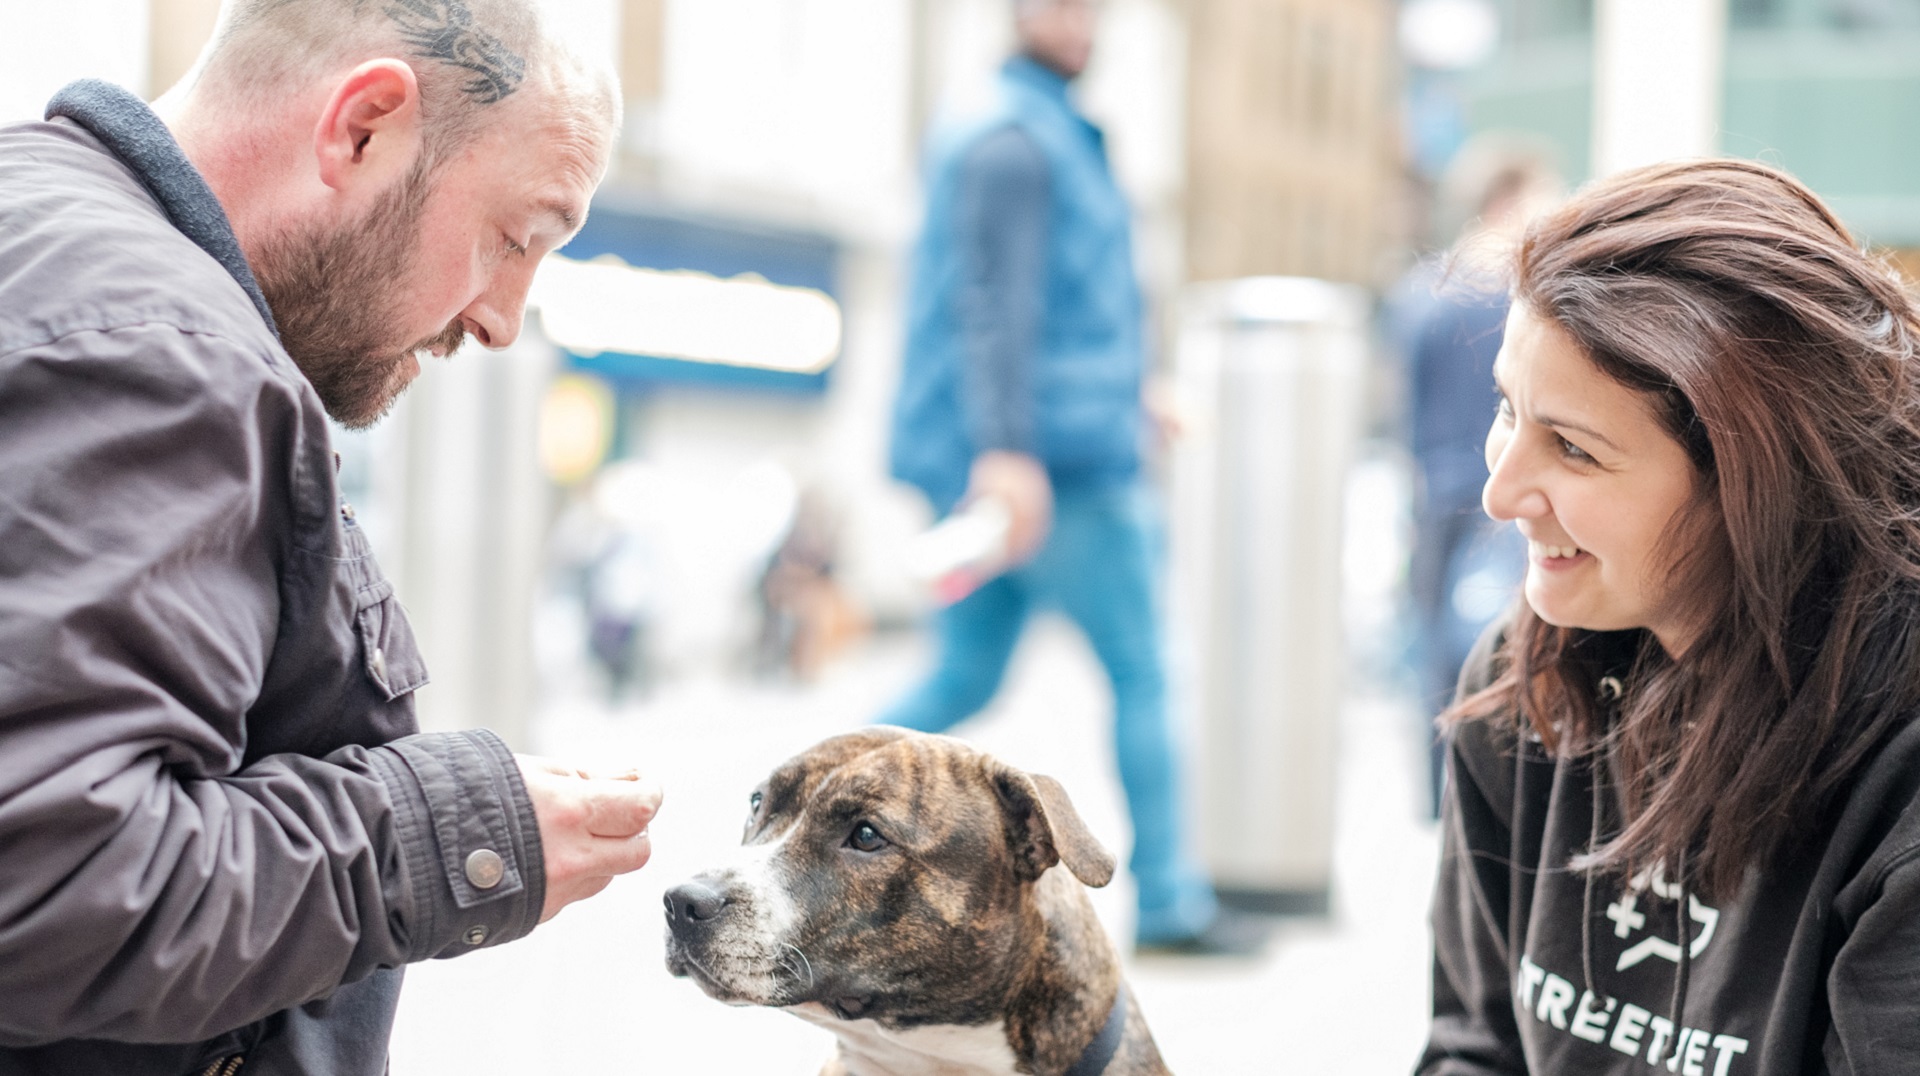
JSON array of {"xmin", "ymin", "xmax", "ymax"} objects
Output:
[
  {"xmin": 798, "ymin": 1009, "xmax": 1024, "ymax": 1076},
  {"xmin": 1003, "ymin": 868, "xmax": 1125, "ymax": 1073}
]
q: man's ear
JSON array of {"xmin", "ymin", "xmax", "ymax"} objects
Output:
[
  {"xmin": 314, "ymin": 59, "xmax": 423, "ymax": 191},
  {"xmin": 993, "ymin": 767, "xmax": 1116, "ymax": 888}
]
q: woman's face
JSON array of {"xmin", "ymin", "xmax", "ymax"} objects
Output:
[{"xmin": 1483, "ymin": 302, "xmax": 1706, "ymax": 653}]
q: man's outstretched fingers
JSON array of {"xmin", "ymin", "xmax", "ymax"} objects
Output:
[
  {"xmin": 516, "ymin": 755, "xmax": 665, "ymax": 920},
  {"xmin": 600, "ymin": 829, "xmax": 655, "ymax": 875},
  {"xmin": 583, "ymin": 776, "xmax": 663, "ymax": 838}
]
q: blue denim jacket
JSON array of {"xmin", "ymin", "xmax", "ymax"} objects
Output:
[{"xmin": 891, "ymin": 57, "xmax": 1145, "ymax": 514}]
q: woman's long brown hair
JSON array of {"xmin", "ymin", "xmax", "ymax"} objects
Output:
[{"xmin": 1447, "ymin": 158, "xmax": 1920, "ymax": 900}]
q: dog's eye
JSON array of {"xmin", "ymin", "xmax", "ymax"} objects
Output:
[
  {"xmin": 848, "ymin": 822, "xmax": 889, "ymax": 853},
  {"xmin": 749, "ymin": 791, "xmax": 763, "ymax": 814}
]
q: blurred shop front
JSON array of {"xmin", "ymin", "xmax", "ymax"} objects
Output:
[{"xmin": 531, "ymin": 197, "xmax": 863, "ymax": 701}]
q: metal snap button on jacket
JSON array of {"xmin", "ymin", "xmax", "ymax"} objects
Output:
[
  {"xmin": 463, "ymin": 925, "xmax": 489, "ymax": 946},
  {"xmin": 465, "ymin": 848, "xmax": 505, "ymax": 890}
]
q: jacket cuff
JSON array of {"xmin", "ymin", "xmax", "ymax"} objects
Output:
[{"xmin": 366, "ymin": 729, "xmax": 546, "ymax": 961}]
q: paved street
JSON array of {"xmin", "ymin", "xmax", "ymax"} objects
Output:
[{"xmin": 388, "ymin": 618, "xmax": 1440, "ymax": 1074}]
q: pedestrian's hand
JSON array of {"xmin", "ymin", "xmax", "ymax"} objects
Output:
[
  {"xmin": 516, "ymin": 755, "xmax": 663, "ymax": 922},
  {"xmin": 1143, "ymin": 376, "xmax": 1196, "ymax": 445},
  {"xmin": 967, "ymin": 450, "xmax": 1053, "ymax": 564}
]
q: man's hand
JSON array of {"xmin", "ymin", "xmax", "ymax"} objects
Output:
[
  {"xmin": 516, "ymin": 756, "xmax": 663, "ymax": 922},
  {"xmin": 967, "ymin": 450, "xmax": 1054, "ymax": 564}
]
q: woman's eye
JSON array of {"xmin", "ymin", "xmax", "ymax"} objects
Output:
[
  {"xmin": 1558, "ymin": 435, "xmax": 1593, "ymax": 463},
  {"xmin": 848, "ymin": 822, "xmax": 888, "ymax": 853}
]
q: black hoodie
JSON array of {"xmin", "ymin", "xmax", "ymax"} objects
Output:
[{"xmin": 1419, "ymin": 637, "xmax": 1920, "ymax": 1075}]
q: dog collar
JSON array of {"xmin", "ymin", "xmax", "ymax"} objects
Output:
[{"xmin": 1064, "ymin": 983, "xmax": 1128, "ymax": 1076}]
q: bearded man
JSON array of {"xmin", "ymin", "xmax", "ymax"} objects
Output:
[{"xmin": 0, "ymin": 2, "xmax": 661, "ymax": 1073}]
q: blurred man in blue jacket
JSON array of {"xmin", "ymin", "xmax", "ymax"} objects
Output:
[
  {"xmin": 1392, "ymin": 135, "xmax": 1559, "ymax": 817},
  {"xmin": 882, "ymin": 0, "xmax": 1260, "ymax": 955}
]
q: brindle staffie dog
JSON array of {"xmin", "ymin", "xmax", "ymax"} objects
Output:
[{"xmin": 664, "ymin": 726, "xmax": 1170, "ymax": 1075}]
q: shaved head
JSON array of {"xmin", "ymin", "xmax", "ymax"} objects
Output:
[
  {"xmin": 159, "ymin": 0, "xmax": 618, "ymax": 428},
  {"xmin": 182, "ymin": 0, "xmax": 617, "ymax": 169}
]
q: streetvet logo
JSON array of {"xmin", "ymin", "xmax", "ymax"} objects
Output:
[
  {"xmin": 1605, "ymin": 865, "xmax": 1720, "ymax": 972},
  {"xmin": 1513, "ymin": 866, "xmax": 1746, "ymax": 1074}
]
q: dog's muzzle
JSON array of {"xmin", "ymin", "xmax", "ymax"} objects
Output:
[{"xmin": 664, "ymin": 879, "xmax": 730, "ymax": 934}]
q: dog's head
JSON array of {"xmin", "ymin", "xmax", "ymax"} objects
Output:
[{"xmin": 663, "ymin": 726, "xmax": 1114, "ymax": 1025}]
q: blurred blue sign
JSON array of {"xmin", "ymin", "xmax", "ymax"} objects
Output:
[{"xmin": 539, "ymin": 192, "xmax": 843, "ymax": 395}]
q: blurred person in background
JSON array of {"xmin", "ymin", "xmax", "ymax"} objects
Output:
[
  {"xmin": 1424, "ymin": 159, "xmax": 1920, "ymax": 1073},
  {"xmin": 1397, "ymin": 136, "xmax": 1561, "ymax": 818},
  {"xmin": 756, "ymin": 485, "xmax": 866, "ymax": 682},
  {"xmin": 881, "ymin": 0, "xmax": 1262, "ymax": 956},
  {"xmin": 0, "ymin": 1, "xmax": 662, "ymax": 1072}
]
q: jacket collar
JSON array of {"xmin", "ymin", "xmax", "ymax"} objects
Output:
[
  {"xmin": 1003, "ymin": 53, "xmax": 1076, "ymax": 103},
  {"xmin": 1000, "ymin": 54, "xmax": 1106, "ymax": 156},
  {"xmin": 45, "ymin": 79, "xmax": 280, "ymax": 339}
]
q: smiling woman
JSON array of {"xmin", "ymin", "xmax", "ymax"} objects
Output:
[
  {"xmin": 1482, "ymin": 302, "xmax": 1705, "ymax": 653},
  {"xmin": 1421, "ymin": 158, "xmax": 1920, "ymax": 1075}
]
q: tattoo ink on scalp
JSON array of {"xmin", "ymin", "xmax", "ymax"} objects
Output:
[{"xmin": 384, "ymin": 0, "xmax": 526, "ymax": 103}]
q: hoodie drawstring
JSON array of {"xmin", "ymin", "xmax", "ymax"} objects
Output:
[
  {"xmin": 1580, "ymin": 673, "xmax": 1692, "ymax": 1062},
  {"xmin": 1671, "ymin": 847, "xmax": 1692, "ymax": 1044},
  {"xmin": 1581, "ymin": 759, "xmax": 1602, "ymax": 1002},
  {"xmin": 1582, "ymin": 674, "xmax": 1623, "ymax": 1003}
]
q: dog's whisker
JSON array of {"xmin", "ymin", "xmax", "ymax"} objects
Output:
[{"xmin": 784, "ymin": 943, "xmax": 816, "ymax": 989}]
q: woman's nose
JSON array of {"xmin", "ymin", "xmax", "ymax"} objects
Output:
[{"xmin": 1482, "ymin": 429, "xmax": 1548, "ymax": 522}]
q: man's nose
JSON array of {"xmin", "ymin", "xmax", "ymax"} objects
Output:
[{"xmin": 462, "ymin": 280, "xmax": 529, "ymax": 351}]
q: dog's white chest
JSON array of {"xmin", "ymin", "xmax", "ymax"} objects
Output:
[{"xmin": 788, "ymin": 1004, "xmax": 1022, "ymax": 1075}]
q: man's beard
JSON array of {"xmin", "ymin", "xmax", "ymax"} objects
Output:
[{"xmin": 253, "ymin": 162, "xmax": 468, "ymax": 429}]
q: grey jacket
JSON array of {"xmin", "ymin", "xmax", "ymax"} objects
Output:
[{"xmin": 0, "ymin": 82, "xmax": 545, "ymax": 1075}]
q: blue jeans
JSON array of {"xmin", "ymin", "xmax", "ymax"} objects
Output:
[{"xmin": 879, "ymin": 482, "xmax": 1218, "ymax": 941}]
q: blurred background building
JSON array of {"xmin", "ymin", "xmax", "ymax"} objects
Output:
[
  {"xmin": 1433, "ymin": 0, "xmax": 1920, "ymax": 253},
  {"xmin": 1, "ymin": 0, "xmax": 1404, "ymax": 738}
]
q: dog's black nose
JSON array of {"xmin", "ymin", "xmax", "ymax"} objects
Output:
[{"xmin": 664, "ymin": 881, "xmax": 729, "ymax": 925}]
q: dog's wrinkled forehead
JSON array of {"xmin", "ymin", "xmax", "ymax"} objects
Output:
[{"xmin": 747, "ymin": 727, "xmax": 992, "ymax": 842}]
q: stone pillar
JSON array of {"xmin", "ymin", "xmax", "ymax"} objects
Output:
[
  {"xmin": 1591, "ymin": 0, "xmax": 1728, "ymax": 176},
  {"xmin": 619, "ymin": 0, "xmax": 667, "ymax": 170},
  {"xmin": 147, "ymin": 0, "xmax": 222, "ymax": 98},
  {"xmin": 387, "ymin": 338, "xmax": 556, "ymax": 748}
]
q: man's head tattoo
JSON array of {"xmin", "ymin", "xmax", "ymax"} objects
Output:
[{"xmin": 384, "ymin": 0, "xmax": 527, "ymax": 103}]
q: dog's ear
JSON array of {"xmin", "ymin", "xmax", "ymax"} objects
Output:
[{"xmin": 993, "ymin": 768, "xmax": 1116, "ymax": 888}]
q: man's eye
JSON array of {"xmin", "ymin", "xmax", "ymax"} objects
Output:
[
  {"xmin": 848, "ymin": 822, "xmax": 888, "ymax": 853},
  {"xmin": 504, "ymin": 235, "xmax": 527, "ymax": 255}
]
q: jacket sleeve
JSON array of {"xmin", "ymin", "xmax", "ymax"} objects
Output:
[
  {"xmin": 1822, "ymin": 821, "xmax": 1920, "ymax": 1070},
  {"xmin": 953, "ymin": 123, "xmax": 1050, "ymax": 459},
  {"xmin": 1419, "ymin": 628, "xmax": 1529, "ymax": 1075},
  {"xmin": 0, "ymin": 325, "xmax": 543, "ymax": 1047}
]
